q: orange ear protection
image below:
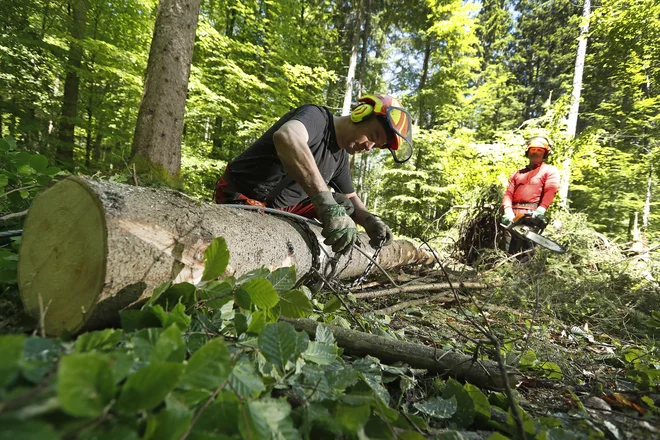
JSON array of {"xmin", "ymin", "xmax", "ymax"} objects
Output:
[{"xmin": 350, "ymin": 103, "xmax": 374, "ymax": 123}]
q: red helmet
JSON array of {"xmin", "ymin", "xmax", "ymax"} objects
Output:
[{"xmin": 350, "ymin": 94, "xmax": 413, "ymax": 163}]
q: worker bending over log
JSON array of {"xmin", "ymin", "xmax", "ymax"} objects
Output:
[{"xmin": 214, "ymin": 94, "xmax": 414, "ymax": 254}]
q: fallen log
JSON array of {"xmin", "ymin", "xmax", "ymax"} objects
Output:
[
  {"xmin": 18, "ymin": 177, "xmax": 433, "ymax": 335},
  {"xmin": 354, "ymin": 282, "xmax": 494, "ymax": 299},
  {"xmin": 373, "ymin": 292, "xmax": 454, "ymax": 315},
  {"xmin": 282, "ymin": 317, "xmax": 521, "ymax": 389}
]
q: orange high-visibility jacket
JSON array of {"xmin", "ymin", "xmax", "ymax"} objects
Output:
[{"xmin": 502, "ymin": 163, "xmax": 560, "ymax": 213}]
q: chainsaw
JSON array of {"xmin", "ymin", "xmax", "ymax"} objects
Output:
[{"xmin": 501, "ymin": 213, "xmax": 568, "ymax": 254}]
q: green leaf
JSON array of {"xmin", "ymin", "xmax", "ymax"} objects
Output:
[
  {"xmin": 323, "ymin": 296, "xmax": 342, "ymax": 313},
  {"xmin": 485, "ymin": 434, "xmax": 509, "ymax": 440},
  {"xmin": 74, "ymin": 329, "xmax": 123, "ymax": 353},
  {"xmin": 229, "ymin": 361, "xmax": 266, "ymax": 398},
  {"xmin": 150, "ymin": 303, "xmax": 192, "ymax": 330},
  {"xmin": 302, "ymin": 342, "xmax": 338, "ymax": 365},
  {"xmin": 335, "ymin": 404, "xmax": 371, "ymax": 431},
  {"xmin": 30, "ymin": 154, "xmax": 49, "ymax": 173},
  {"xmin": 198, "ymin": 280, "xmax": 233, "ymax": 301},
  {"xmin": 120, "ymin": 309, "xmax": 161, "ymax": 332},
  {"xmin": 237, "ymin": 278, "xmax": 279, "ymax": 310},
  {"xmin": 518, "ymin": 350, "xmax": 537, "ymax": 368},
  {"xmin": 246, "ymin": 310, "xmax": 267, "ymax": 334},
  {"xmin": 258, "ymin": 322, "xmax": 298, "ymax": 371},
  {"xmin": 242, "ymin": 399, "xmax": 295, "ymax": 440},
  {"xmin": 21, "ymin": 337, "xmax": 61, "ymax": 383},
  {"xmin": 151, "ymin": 324, "xmax": 186, "ymax": 363},
  {"xmin": 144, "ymin": 406, "xmax": 193, "ymax": 440},
  {"xmin": 0, "ymin": 174, "xmax": 8, "ymax": 187},
  {"xmin": 237, "ymin": 267, "xmax": 271, "ymax": 284},
  {"xmin": 117, "ymin": 363, "xmax": 185, "ymax": 412},
  {"xmin": 413, "ymin": 396, "xmax": 458, "ymax": 419},
  {"xmin": 194, "ymin": 390, "xmax": 240, "ymax": 435},
  {"xmin": 0, "ymin": 335, "xmax": 25, "ymax": 388},
  {"xmin": 58, "ymin": 353, "xmax": 116, "ymax": 418},
  {"xmin": 150, "ymin": 283, "xmax": 196, "ymax": 310},
  {"xmin": 538, "ymin": 361, "xmax": 563, "ymax": 380},
  {"xmin": 316, "ymin": 325, "xmax": 335, "ymax": 344},
  {"xmin": 464, "ymin": 383, "xmax": 491, "ymax": 421},
  {"xmin": 202, "ymin": 237, "xmax": 230, "ymax": 281},
  {"xmin": 179, "ymin": 338, "xmax": 231, "ymax": 391},
  {"xmin": 507, "ymin": 405, "xmax": 536, "ymax": 437},
  {"xmin": 0, "ymin": 420, "xmax": 58, "ymax": 440},
  {"xmin": 267, "ymin": 266, "xmax": 297, "ymax": 293},
  {"xmin": 279, "ymin": 290, "xmax": 313, "ymax": 318},
  {"xmin": 442, "ymin": 378, "xmax": 475, "ymax": 427},
  {"xmin": 235, "ymin": 312, "xmax": 248, "ymax": 336}
]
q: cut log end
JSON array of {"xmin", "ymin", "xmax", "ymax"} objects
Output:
[{"xmin": 18, "ymin": 177, "xmax": 107, "ymax": 335}]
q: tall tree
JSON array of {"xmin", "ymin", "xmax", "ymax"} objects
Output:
[
  {"xmin": 56, "ymin": 0, "xmax": 89, "ymax": 169},
  {"xmin": 131, "ymin": 0, "xmax": 202, "ymax": 177},
  {"xmin": 557, "ymin": 0, "xmax": 591, "ymax": 207}
]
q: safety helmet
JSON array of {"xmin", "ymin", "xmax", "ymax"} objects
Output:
[
  {"xmin": 350, "ymin": 94, "xmax": 413, "ymax": 163},
  {"xmin": 525, "ymin": 136, "xmax": 553, "ymax": 157}
]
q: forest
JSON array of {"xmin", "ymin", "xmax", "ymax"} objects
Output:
[{"xmin": 1, "ymin": 0, "xmax": 659, "ymax": 438}]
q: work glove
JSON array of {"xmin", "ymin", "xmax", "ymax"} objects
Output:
[
  {"xmin": 364, "ymin": 214, "xmax": 393, "ymax": 248},
  {"xmin": 312, "ymin": 191, "xmax": 357, "ymax": 254},
  {"xmin": 502, "ymin": 208, "xmax": 515, "ymax": 225},
  {"xmin": 530, "ymin": 207, "xmax": 546, "ymax": 220}
]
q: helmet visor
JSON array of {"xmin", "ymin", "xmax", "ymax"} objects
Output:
[{"xmin": 384, "ymin": 106, "xmax": 413, "ymax": 163}]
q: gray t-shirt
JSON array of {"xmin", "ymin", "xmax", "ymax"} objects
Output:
[{"xmin": 226, "ymin": 105, "xmax": 355, "ymax": 208}]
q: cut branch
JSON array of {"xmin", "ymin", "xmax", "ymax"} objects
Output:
[
  {"xmin": 354, "ymin": 282, "xmax": 494, "ymax": 299},
  {"xmin": 373, "ymin": 292, "xmax": 454, "ymax": 315},
  {"xmin": 282, "ymin": 317, "xmax": 521, "ymax": 389}
]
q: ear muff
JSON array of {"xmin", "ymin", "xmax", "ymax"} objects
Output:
[{"xmin": 350, "ymin": 103, "xmax": 374, "ymax": 123}]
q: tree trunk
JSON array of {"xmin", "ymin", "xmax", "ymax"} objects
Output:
[
  {"xmin": 558, "ymin": 0, "xmax": 590, "ymax": 208},
  {"xmin": 356, "ymin": 0, "xmax": 371, "ymax": 97},
  {"xmin": 418, "ymin": 37, "xmax": 431, "ymax": 128},
  {"xmin": 56, "ymin": 0, "xmax": 88, "ymax": 170},
  {"xmin": 282, "ymin": 318, "xmax": 521, "ymax": 389},
  {"xmin": 130, "ymin": 0, "xmax": 202, "ymax": 178},
  {"xmin": 18, "ymin": 177, "xmax": 433, "ymax": 336},
  {"xmin": 341, "ymin": 0, "xmax": 362, "ymax": 116},
  {"xmin": 642, "ymin": 163, "xmax": 652, "ymax": 247}
]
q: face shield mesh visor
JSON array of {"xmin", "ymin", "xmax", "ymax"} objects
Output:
[{"xmin": 382, "ymin": 106, "xmax": 413, "ymax": 163}]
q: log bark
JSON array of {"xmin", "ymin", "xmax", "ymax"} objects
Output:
[
  {"xmin": 18, "ymin": 177, "xmax": 433, "ymax": 335},
  {"xmin": 354, "ymin": 282, "xmax": 493, "ymax": 299},
  {"xmin": 282, "ymin": 317, "xmax": 520, "ymax": 389}
]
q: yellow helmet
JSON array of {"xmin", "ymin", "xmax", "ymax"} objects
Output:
[{"xmin": 351, "ymin": 94, "xmax": 413, "ymax": 163}]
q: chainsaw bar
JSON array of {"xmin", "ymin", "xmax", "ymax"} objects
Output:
[{"xmin": 514, "ymin": 227, "xmax": 567, "ymax": 254}]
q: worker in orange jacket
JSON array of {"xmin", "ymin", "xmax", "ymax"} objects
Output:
[{"xmin": 502, "ymin": 136, "xmax": 560, "ymax": 254}]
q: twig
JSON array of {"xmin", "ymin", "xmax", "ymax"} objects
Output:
[
  {"xmin": 131, "ymin": 163, "xmax": 139, "ymax": 186},
  {"xmin": 0, "ymin": 209, "xmax": 28, "ymax": 221},
  {"xmin": 0, "ymin": 185, "xmax": 38, "ymax": 199},
  {"xmin": 354, "ymin": 282, "xmax": 494, "ymax": 299},
  {"xmin": 313, "ymin": 268, "xmax": 368, "ymax": 333},
  {"xmin": 373, "ymin": 292, "xmax": 454, "ymax": 315},
  {"xmin": 180, "ymin": 378, "xmax": 230, "ymax": 440}
]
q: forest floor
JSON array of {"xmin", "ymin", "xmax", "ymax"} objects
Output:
[{"xmin": 335, "ymin": 259, "xmax": 660, "ymax": 439}]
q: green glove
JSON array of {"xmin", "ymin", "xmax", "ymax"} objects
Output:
[
  {"xmin": 312, "ymin": 191, "xmax": 357, "ymax": 254},
  {"xmin": 501, "ymin": 216, "xmax": 512, "ymax": 225},
  {"xmin": 531, "ymin": 207, "xmax": 546, "ymax": 220},
  {"xmin": 364, "ymin": 214, "xmax": 393, "ymax": 248}
]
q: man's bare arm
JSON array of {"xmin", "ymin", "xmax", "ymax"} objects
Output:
[{"xmin": 273, "ymin": 120, "xmax": 327, "ymax": 197}]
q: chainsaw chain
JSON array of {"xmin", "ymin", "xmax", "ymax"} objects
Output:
[{"xmin": 347, "ymin": 238, "xmax": 385, "ymax": 289}]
